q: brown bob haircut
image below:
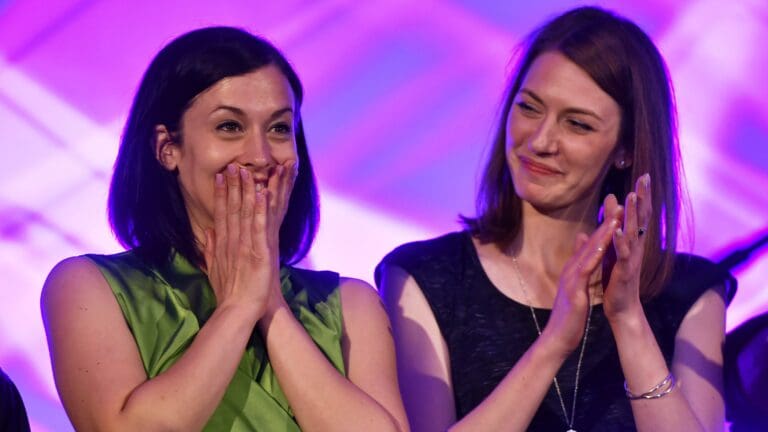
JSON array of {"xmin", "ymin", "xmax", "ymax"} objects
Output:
[{"xmin": 461, "ymin": 6, "xmax": 683, "ymax": 299}]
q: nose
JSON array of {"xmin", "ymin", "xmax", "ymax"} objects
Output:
[
  {"xmin": 241, "ymin": 133, "xmax": 274, "ymax": 171},
  {"xmin": 527, "ymin": 116, "xmax": 559, "ymax": 155}
]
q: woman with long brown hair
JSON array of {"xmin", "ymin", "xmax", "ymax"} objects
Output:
[{"xmin": 378, "ymin": 7, "xmax": 734, "ymax": 431}]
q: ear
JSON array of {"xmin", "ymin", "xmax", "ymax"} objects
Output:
[
  {"xmin": 613, "ymin": 146, "xmax": 632, "ymax": 170},
  {"xmin": 155, "ymin": 125, "xmax": 180, "ymax": 171}
]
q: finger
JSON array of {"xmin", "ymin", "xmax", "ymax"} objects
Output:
[
  {"xmin": 266, "ymin": 165, "xmax": 285, "ymax": 243},
  {"xmin": 613, "ymin": 227, "xmax": 632, "ymax": 261},
  {"xmin": 273, "ymin": 164, "xmax": 287, "ymax": 219},
  {"xmin": 577, "ymin": 194, "xmax": 621, "ymax": 262},
  {"xmin": 213, "ymin": 172, "xmax": 227, "ymax": 256},
  {"xmin": 266, "ymin": 165, "xmax": 280, "ymax": 211},
  {"xmin": 573, "ymin": 233, "xmax": 589, "ymax": 254},
  {"xmin": 624, "ymin": 192, "xmax": 639, "ymax": 243},
  {"xmin": 575, "ymin": 206, "xmax": 622, "ymax": 276},
  {"xmin": 597, "ymin": 196, "xmax": 624, "ymax": 285},
  {"xmin": 253, "ymin": 187, "xmax": 269, "ymax": 255},
  {"xmin": 636, "ymin": 174, "xmax": 652, "ymax": 239},
  {"xmin": 203, "ymin": 228, "xmax": 215, "ymax": 271},
  {"xmin": 225, "ymin": 163, "xmax": 242, "ymax": 259},
  {"xmin": 603, "ymin": 193, "xmax": 619, "ymax": 223},
  {"xmin": 239, "ymin": 167, "xmax": 255, "ymax": 252},
  {"xmin": 279, "ymin": 160, "xmax": 297, "ymax": 219},
  {"xmin": 569, "ymin": 233, "xmax": 591, "ymax": 283}
]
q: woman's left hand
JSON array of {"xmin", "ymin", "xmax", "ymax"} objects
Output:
[
  {"xmin": 261, "ymin": 159, "xmax": 299, "ymax": 314},
  {"xmin": 603, "ymin": 173, "xmax": 652, "ymax": 322}
]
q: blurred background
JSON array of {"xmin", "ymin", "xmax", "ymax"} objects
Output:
[{"xmin": 1, "ymin": 0, "xmax": 766, "ymax": 429}]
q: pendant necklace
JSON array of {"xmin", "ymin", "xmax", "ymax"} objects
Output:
[{"xmin": 511, "ymin": 256, "xmax": 593, "ymax": 432}]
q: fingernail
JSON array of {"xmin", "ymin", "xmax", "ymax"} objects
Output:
[
  {"xmin": 642, "ymin": 173, "xmax": 650, "ymax": 189},
  {"xmin": 629, "ymin": 193, "xmax": 637, "ymax": 205},
  {"xmin": 240, "ymin": 168, "xmax": 249, "ymax": 180},
  {"xmin": 227, "ymin": 163, "xmax": 237, "ymax": 175},
  {"xmin": 215, "ymin": 173, "xmax": 224, "ymax": 185},
  {"xmin": 616, "ymin": 227, "xmax": 624, "ymax": 237}
]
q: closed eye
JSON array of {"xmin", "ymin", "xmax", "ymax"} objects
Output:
[
  {"xmin": 516, "ymin": 101, "xmax": 538, "ymax": 113},
  {"xmin": 567, "ymin": 119, "xmax": 595, "ymax": 132}
]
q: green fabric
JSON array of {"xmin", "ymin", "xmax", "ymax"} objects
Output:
[{"xmin": 86, "ymin": 251, "xmax": 346, "ymax": 432}]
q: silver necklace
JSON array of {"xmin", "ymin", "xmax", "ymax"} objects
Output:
[{"xmin": 511, "ymin": 256, "xmax": 593, "ymax": 432}]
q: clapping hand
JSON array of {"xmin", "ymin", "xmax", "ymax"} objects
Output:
[{"xmin": 602, "ymin": 174, "xmax": 652, "ymax": 322}]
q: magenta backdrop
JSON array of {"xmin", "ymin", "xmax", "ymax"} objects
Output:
[{"xmin": 1, "ymin": 1, "xmax": 767, "ymax": 430}]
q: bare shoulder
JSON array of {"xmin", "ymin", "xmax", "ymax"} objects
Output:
[
  {"xmin": 673, "ymin": 285, "xmax": 726, "ymax": 432},
  {"xmin": 42, "ymin": 255, "xmax": 110, "ymax": 309},
  {"xmin": 674, "ymin": 285, "xmax": 726, "ymax": 368},
  {"xmin": 677, "ymin": 285, "xmax": 726, "ymax": 341},
  {"xmin": 377, "ymin": 262, "xmax": 411, "ymax": 304},
  {"xmin": 42, "ymin": 255, "xmax": 147, "ymax": 429},
  {"xmin": 338, "ymin": 277, "xmax": 386, "ymax": 316}
]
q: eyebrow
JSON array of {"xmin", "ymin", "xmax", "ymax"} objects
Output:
[
  {"xmin": 519, "ymin": 89, "xmax": 604, "ymax": 122},
  {"xmin": 210, "ymin": 105, "xmax": 294, "ymax": 121}
]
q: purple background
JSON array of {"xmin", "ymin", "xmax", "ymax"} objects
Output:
[{"xmin": 1, "ymin": 1, "xmax": 766, "ymax": 429}]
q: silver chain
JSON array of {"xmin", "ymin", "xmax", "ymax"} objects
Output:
[{"xmin": 511, "ymin": 256, "xmax": 593, "ymax": 432}]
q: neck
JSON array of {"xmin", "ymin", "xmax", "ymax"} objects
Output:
[
  {"xmin": 509, "ymin": 199, "xmax": 600, "ymax": 285},
  {"xmin": 185, "ymin": 208, "xmax": 211, "ymax": 267}
]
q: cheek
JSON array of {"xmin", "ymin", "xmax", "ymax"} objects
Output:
[
  {"xmin": 272, "ymin": 140, "xmax": 299, "ymax": 162},
  {"xmin": 571, "ymin": 140, "xmax": 617, "ymax": 180},
  {"xmin": 506, "ymin": 113, "xmax": 533, "ymax": 152}
]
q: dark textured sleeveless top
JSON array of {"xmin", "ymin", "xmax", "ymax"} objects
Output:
[{"xmin": 376, "ymin": 231, "xmax": 736, "ymax": 431}]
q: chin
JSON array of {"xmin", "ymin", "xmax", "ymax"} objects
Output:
[{"xmin": 515, "ymin": 186, "xmax": 572, "ymax": 213}]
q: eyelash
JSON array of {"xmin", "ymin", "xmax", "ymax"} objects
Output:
[
  {"xmin": 215, "ymin": 121, "xmax": 293, "ymax": 136},
  {"xmin": 516, "ymin": 101, "xmax": 537, "ymax": 113},
  {"xmin": 567, "ymin": 119, "xmax": 594, "ymax": 132},
  {"xmin": 216, "ymin": 121, "xmax": 243, "ymax": 133},
  {"xmin": 516, "ymin": 102, "xmax": 595, "ymax": 133},
  {"xmin": 270, "ymin": 122, "xmax": 293, "ymax": 135}
]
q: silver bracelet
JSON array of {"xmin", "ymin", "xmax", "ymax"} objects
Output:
[{"xmin": 624, "ymin": 373, "xmax": 676, "ymax": 400}]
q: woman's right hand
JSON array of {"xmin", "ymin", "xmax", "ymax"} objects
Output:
[
  {"xmin": 203, "ymin": 163, "xmax": 280, "ymax": 319},
  {"xmin": 541, "ymin": 194, "xmax": 623, "ymax": 355}
]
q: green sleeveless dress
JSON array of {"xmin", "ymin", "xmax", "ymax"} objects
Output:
[{"xmin": 86, "ymin": 251, "xmax": 346, "ymax": 431}]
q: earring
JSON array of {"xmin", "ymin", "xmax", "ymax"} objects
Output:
[{"xmin": 617, "ymin": 160, "xmax": 626, "ymax": 169}]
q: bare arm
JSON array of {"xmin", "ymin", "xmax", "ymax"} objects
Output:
[
  {"xmin": 380, "ymin": 265, "xmax": 578, "ymax": 432},
  {"xmin": 256, "ymin": 277, "xmax": 408, "ymax": 432},
  {"xmin": 42, "ymin": 166, "xmax": 278, "ymax": 431},
  {"xmin": 41, "ymin": 256, "xmax": 261, "ymax": 432},
  {"xmin": 605, "ymin": 175, "xmax": 724, "ymax": 431},
  {"xmin": 379, "ymin": 264, "xmax": 456, "ymax": 431},
  {"xmin": 611, "ymin": 287, "xmax": 725, "ymax": 432},
  {"xmin": 381, "ymin": 200, "xmax": 622, "ymax": 431}
]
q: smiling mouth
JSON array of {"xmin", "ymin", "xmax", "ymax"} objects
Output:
[{"xmin": 519, "ymin": 156, "xmax": 562, "ymax": 176}]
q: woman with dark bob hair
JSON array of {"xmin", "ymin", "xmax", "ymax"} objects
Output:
[
  {"xmin": 42, "ymin": 27, "xmax": 407, "ymax": 431},
  {"xmin": 377, "ymin": 6, "xmax": 735, "ymax": 431}
]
